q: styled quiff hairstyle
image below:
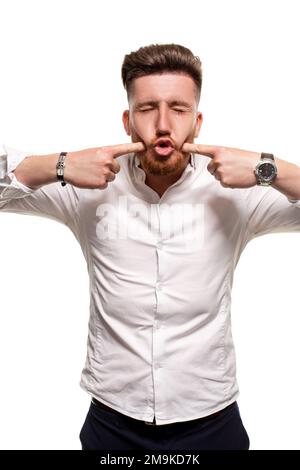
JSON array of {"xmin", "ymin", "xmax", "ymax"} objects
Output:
[{"xmin": 121, "ymin": 43, "xmax": 202, "ymax": 104}]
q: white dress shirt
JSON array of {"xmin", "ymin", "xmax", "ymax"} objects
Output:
[{"xmin": 1, "ymin": 144, "xmax": 300, "ymax": 425}]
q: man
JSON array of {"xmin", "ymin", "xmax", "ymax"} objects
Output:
[{"xmin": 1, "ymin": 43, "xmax": 300, "ymax": 451}]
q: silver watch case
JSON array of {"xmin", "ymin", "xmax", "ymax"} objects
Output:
[{"xmin": 254, "ymin": 158, "xmax": 278, "ymax": 186}]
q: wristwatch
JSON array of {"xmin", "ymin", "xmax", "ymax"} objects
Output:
[{"xmin": 254, "ymin": 152, "xmax": 278, "ymax": 186}]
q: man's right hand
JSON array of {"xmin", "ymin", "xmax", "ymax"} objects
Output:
[{"xmin": 64, "ymin": 142, "xmax": 145, "ymax": 189}]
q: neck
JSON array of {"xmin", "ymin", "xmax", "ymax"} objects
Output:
[{"xmin": 144, "ymin": 170, "xmax": 184, "ymax": 197}]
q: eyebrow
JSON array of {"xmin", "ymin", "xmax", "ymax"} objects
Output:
[{"xmin": 134, "ymin": 100, "xmax": 193, "ymax": 110}]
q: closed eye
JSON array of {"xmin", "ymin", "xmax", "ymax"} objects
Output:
[{"xmin": 139, "ymin": 108, "xmax": 186, "ymax": 113}]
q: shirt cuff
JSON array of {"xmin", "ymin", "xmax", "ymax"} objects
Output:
[
  {"xmin": 0, "ymin": 144, "xmax": 38, "ymax": 197},
  {"xmin": 287, "ymin": 198, "xmax": 300, "ymax": 207},
  {"xmin": 2, "ymin": 144, "xmax": 33, "ymax": 174}
]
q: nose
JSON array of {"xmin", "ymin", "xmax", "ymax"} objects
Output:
[{"xmin": 156, "ymin": 104, "xmax": 172, "ymax": 135}]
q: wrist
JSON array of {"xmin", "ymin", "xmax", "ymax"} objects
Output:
[
  {"xmin": 41, "ymin": 153, "xmax": 61, "ymax": 186},
  {"xmin": 14, "ymin": 154, "xmax": 58, "ymax": 189},
  {"xmin": 56, "ymin": 152, "xmax": 68, "ymax": 186}
]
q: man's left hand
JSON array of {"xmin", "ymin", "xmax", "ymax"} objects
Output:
[{"xmin": 182, "ymin": 143, "xmax": 260, "ymax": 189}]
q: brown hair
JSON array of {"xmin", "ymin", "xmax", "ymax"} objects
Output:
[{"xmin": 121, "ymin": 43, "xmax": 202, "ymax": 104}]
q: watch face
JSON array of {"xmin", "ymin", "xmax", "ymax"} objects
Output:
[{"xmin": 258, "ymin": 162, "xmax": 276, "ymax": 180}]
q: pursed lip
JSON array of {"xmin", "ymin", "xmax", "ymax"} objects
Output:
[{"xmin": 153, "ymin": 138, "xmax": 175, "ymax": 148}]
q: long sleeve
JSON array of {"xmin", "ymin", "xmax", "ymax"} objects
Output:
[
  {"xmin": 0, "ymin": 145, "xmax": 80, "ymax": 234},
  {"xmin": 244, "ymin": 182, "xmax": 300, "ymax": 240}
]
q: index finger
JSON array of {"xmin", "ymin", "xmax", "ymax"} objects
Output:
[
  {"xmin": 105, "ymin": 142, "xmax": 145, "ymax": 158},
  {"xmin": 182, "ymin": 142, "xmax": 216, "ymax": 158}
]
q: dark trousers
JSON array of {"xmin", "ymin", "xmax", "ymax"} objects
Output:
[{"xmin": 79, "ymin": 400, "xmax": 250, "ymax": 450}]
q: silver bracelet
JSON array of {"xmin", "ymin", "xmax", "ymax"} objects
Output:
[{"xmin": 56, "ymin": 152, "xmax": 67, "ymax": 186}]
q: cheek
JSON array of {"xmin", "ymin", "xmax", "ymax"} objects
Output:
[
  {"xmin": 176, "ymin": 122, "xmax": 195, "ymax": 142},
  {"xmin": 130, "ymin": 116, "xmax": 153, "ymax": 141},
  {"xmin": 180, "ymin": 119, "xmax": 198, "ymax": 140}
]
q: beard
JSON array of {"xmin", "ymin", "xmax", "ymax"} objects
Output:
[{"xmin": 136, "ymin": 147, "xmax": 190, "ymax": 176}]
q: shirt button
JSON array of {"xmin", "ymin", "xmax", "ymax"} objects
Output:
[
  {"xmin": 156, "ymin": 283, "xmax": 162, "ymax": 291},
  {"xmin": 157, "ymin": 241, "xmax": 163, "ymax": 249}
]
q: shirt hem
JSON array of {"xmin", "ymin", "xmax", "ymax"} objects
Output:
[{"xmin": 80, "ymin": 379, "xmax": 240, "ymax": 425}]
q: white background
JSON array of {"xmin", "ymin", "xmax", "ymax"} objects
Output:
[{"xmin": 0, "ymin": 0, "xmax": 300, "ymax": 450}]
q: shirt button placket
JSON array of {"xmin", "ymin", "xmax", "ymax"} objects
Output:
[{"xmin": 152, "ymin": 204, "xmax": 165, "ymax": 417}]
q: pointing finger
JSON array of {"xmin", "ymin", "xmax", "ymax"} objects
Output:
[
  {"xmin": 104, "ymin": 142, "xmax": 145, "ymax": 159},
  {"xmin": 182, "ymin": 142, "xmax": 216, "ymax": 158}
]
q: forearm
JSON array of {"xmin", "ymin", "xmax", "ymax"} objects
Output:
[
  {"xmin": 13, "ymin": 153, "xmax": 59, "ymax": 190},
  {"xmin": 272, "ymin": 157, "xmax": 300, "ymax": 200}
]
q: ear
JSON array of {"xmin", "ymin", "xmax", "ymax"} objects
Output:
[
  {"xmin": 194, "ymin": 112, "xmax": 203, "ymax": 139},
  {"xmin": 122, "ymin": 110, "xmax": 131, "ymax": 136}
]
